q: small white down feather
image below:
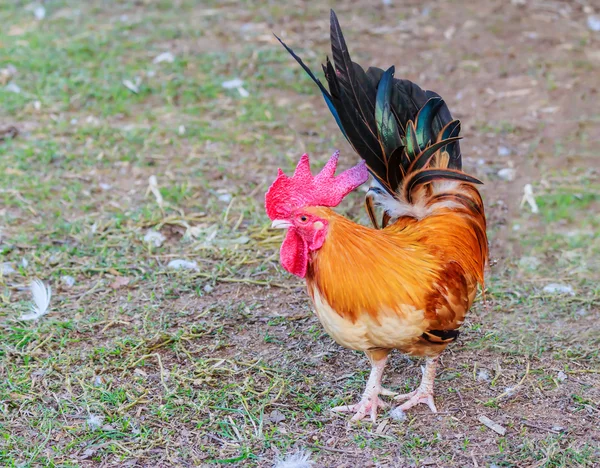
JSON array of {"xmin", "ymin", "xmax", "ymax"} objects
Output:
[
  {"xmin": 273, "ymin": 449, "xmax": 314, "ymax": 468},
  {"xmin": 20, "ymin": 279, "xmax": 52, "ymax": 321},
  {"xmin": 369, "ymin": 178, "xmax": 462, "ymax": 222}
]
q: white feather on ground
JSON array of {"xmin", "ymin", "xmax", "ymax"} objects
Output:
[
  {"xmin": 273, "ymin": 449, "xmax": 314, "ymax": 468},
  {"xmin": 20, "ymin": 279, "xmax": 52, "ymax": 321},
  {"xmin": 86, "ymin": 414, "xmax": 104, "ymax": 430}
]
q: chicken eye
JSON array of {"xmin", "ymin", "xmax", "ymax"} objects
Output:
[{"xmin": 299, "ymin": 215, "xmax": 308, "ymax": 223}]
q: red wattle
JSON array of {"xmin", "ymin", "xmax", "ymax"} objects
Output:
[{"xmin": 280, "ymin": 227, "xmax": 308, "ymax": 278}]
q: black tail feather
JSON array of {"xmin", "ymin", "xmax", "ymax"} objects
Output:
[{"xmin": 277, "ymin": 9, "xmax": 474, "ymax": 207}]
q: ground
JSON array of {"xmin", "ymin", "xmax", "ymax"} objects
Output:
[{"xmin": 0, "ymin": 0, "xmax": 599, "ymax": 467}]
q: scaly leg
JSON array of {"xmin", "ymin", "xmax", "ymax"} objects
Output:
[
  {"xmin": 332, "ymin": 349, "xmax": 391, "ymax": 422},
  {"xmin": 394, "ymin": 356, "xmax": 439, "ymax": 413}
]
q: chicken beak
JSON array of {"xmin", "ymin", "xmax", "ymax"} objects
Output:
[{"xmin": 271, "ymin": 219, "xmax": 292, "ymax": 229}]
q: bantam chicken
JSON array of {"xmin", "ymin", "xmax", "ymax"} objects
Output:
[{"xmin": 266, "ymin": 10, "xmax": 488, "ymax": 422}]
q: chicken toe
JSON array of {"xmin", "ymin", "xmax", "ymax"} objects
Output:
[
  {"xmin": 379, "ymin": 387, "xmax": 397, "ymax": 397},
  {"xmin": 332, "ymin": 392, "xmax": 389, "ymax": 422},
  {"xmin": 394, "ymin": 389, "xmax": 437, "ymax": 413},
  {"xmin": 394, "ymin": 356, "xmax": 439, "ymax": 413},
  {"xmin": 332, "ymin": 350, "xmax": 391, "ymax": 422}
]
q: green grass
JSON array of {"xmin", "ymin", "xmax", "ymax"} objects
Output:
[{"xmin": 1, "ymin": 1, "xmax": 599, "ymax": 466}]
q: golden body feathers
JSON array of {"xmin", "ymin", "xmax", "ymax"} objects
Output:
[{"xmin": 305, "ymin": 182, "xmax": 487, "ymax": 358}]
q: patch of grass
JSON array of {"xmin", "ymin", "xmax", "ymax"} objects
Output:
[{"xmin": 536, "ymin": 192, "xmax": 598, "ymax": 223}]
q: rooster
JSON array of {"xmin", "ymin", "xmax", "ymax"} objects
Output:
[{"xmin": 266, "ymin": 10, "xmax": 488, "ymax": 422}]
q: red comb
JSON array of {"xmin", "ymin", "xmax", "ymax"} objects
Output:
[{"xmin": 265, "ymin": 151, "xmax": 368, "ymax": 220}]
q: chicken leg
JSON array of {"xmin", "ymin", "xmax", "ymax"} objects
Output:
[
  {"xmin": 331, "ymin": 349, "xmax": 393, "ymax": 422},
  {"xmin": 394, "ymin": 356, "xmax": 439, "ymax": 412}
]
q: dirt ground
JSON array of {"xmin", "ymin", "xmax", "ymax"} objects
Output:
[{"xmin": 0, "ymin": 0, "xmax": 598, "ymax": 467}]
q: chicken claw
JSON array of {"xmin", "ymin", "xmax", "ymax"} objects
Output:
[
  {"xmin": 393, "ymin": 356, "xmax": 439, "ymax": 413},
  {"xmin": 333, "ymin": 351, "xmax": 392, "ymax": 422},
  {"xmin": 332, "ymin": 391, "xmax": 389, "ymax": 422},
  {"xmin": 394, "ymin": 389, "xmax": 437, "ymax": 413}
]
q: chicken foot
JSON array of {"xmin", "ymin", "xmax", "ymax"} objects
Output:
[
  {"xmin": 332, "ymin": 350, "xmax": 391, "ymax": 422},
  {"xmin": 394, "ymin": 356, "xmax": 439, "ymax": 413}
]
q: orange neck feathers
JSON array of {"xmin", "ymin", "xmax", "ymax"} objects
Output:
[
  {"xmin": 305, "ymin": 204, "xmax": 487, "ymax": 323},
  {"xmin": 305, "ymin": 207, "xmax": 440, "ymax": 322}
]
